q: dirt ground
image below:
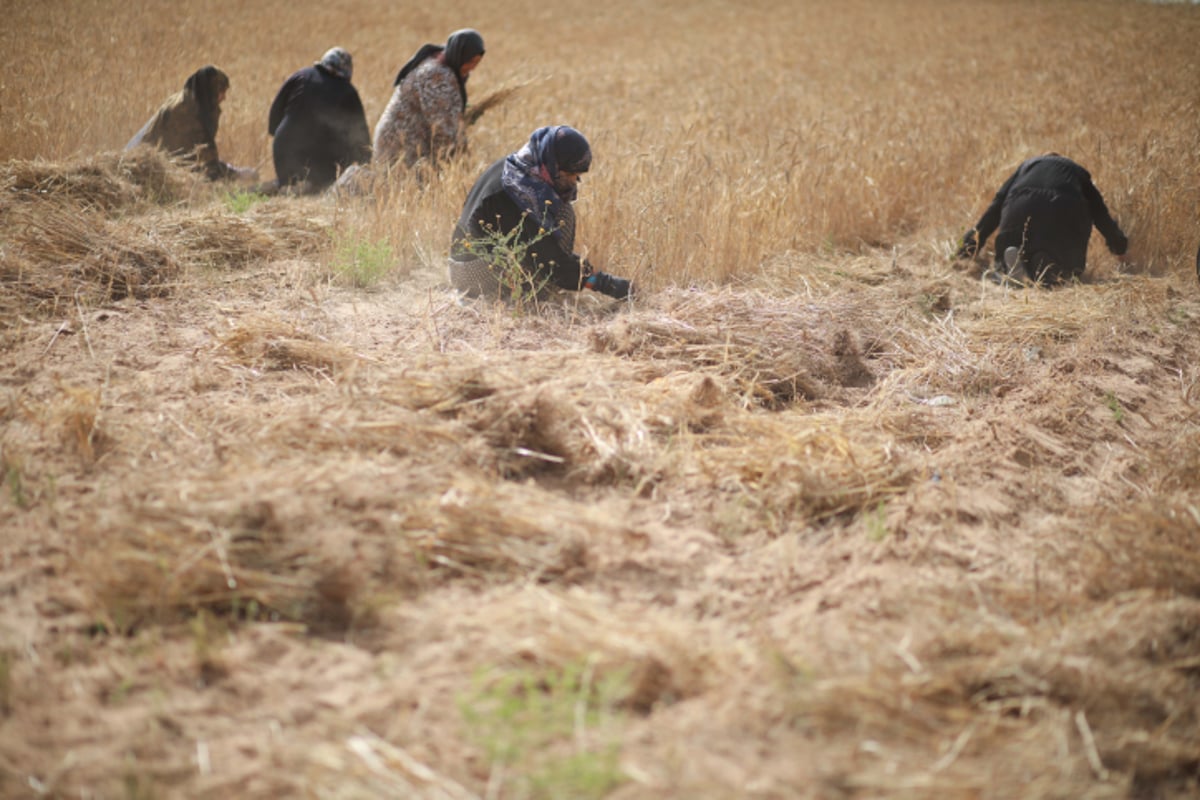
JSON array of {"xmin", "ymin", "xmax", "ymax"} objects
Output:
[{"xmin": 1, "ymin": 153, "xmax": 1199, "ymax": 799}]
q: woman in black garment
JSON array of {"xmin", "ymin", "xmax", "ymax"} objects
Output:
[
  {"xmin": 957, "ymin": 153, "xmax": 1128, "ymax": 285},
  {"xmin": 267, "ymin": 47, "xmax": 372, "ymax": 194},
  {"xmin": 448, "ymin": 125, "xmax": 634, "ymax": 302}
]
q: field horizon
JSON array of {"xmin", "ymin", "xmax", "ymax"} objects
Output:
[{"xmin": 3, "ymin": 1, "xmax": 1200, "ymax": 798}]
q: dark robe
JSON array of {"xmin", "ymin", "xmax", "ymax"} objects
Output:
[
  {"xmin": 267, "ymin": 64, "xmax": 371, "ymax": 192},
  {"xmin": 969, "ymin": 155, "xmax": 1127, "ymax": 282}
]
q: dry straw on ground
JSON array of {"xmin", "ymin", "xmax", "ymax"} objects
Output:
[{"xmin": 2, "ymin": 1, "xmax": 1200, "ymax": 799}]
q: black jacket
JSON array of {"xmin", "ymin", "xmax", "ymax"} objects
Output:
[
  {"xmin": 267, "ymin": 65, "xmax": 371, "ymax": 191},
  {"xmin": 450, "ymin": 158, "xmax": 586, "ymax": 291},
  {"xmin": 970, "ymin": 155, "xmax": 1126, "ymax": 277}
]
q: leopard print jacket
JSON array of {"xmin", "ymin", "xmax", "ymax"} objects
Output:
[{"xmin": 373, "ymin": 59, "xmax": 465, "ymax": 169}]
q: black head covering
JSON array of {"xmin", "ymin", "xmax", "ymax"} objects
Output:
[
  {"xmin": 184, "ymin": 65, "xmax": 230, "ymax": 144},
  {"xmin": 393, "ymin": 28, "xmax": 484, "ymax": 110}
]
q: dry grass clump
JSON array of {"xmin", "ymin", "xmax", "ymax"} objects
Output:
[
  {"xmin": 693, "ymin": 412, "xmax": 911, "ymax": 531},
  {"xmin": 400, "ymin": 479, "xmax": 596, "ymax": 583},
  {"xmin": 82, "ymin": 502, "xmax": 316, "ymax": 634},
  {"xmin": 0, "ymin": 200, "xmax": 179, "ymax": 313},
  {"xmin": 218, "ymin": 314, "xmax": 358, "ymax": 374},
  {"xmin": 0, "ymin": 148, "xmax": 196, "ymax": 213},
  {"xmin": 591, "ymin": 287, "xmax": 877, "ymax": 408},
  {"xmin": 396, "ymin": 354, "xmax": 657, "ymax": 483},
  {"xmin": 242, "ymin": 201, "xmax": 333, "ymax": 257},
  {"xmin": 464, "ymin": 587, "xmax": 729, "ymax": 714},
  {"xmin": 150, "ymin": 207, "xmax": 281, "ymax": 269},
  {"xmin": 1085, "ymin": 500, "xmax": 1200, "ymax": 601}
]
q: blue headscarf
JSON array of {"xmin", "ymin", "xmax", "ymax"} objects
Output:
[{"xmin": 500, "ymin": 126, "xmax": 592, "ymax": 246}]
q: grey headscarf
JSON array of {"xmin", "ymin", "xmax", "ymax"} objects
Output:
[{"xmin": 316, "ymin": 47, "xmax": 353, "ymax": 80}]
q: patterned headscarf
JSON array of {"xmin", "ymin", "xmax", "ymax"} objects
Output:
[
  {"xmin": 183, "ymin": 65, "xmax": 230, "ymax": 144},
  {"xmin": 501, "ymin": 126, "xmax": 592, "ymax": 246},
  {"xmin": 316, "ymin": 47, "xmax": 353, "ymax": 81},
  {"xmin": 393, "ymin": 29, "xmax": 484, "ymax": 110}
]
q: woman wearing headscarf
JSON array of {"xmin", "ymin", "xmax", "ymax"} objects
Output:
[
  {"xmin": 373, "ymin": 29, "xmax": 485, "ymax": 170},
  {"xmin": 956, "ymin": 153, "xmax": 1127, "ymax": 285},
  {"xmin": 126, "ymin": 65, "xmax": 255, "ymax": 182},
  {"xmin": 449, "ymin": 125, "xmax": 634, "ymax": 301},
  {"xmin": 267, "ymin": 47, "xmax": 372, "ymax": 194}
]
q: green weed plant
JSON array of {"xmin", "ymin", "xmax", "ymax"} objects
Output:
[
  {"xmin": 1104, "ymin": 391, "xmax": 1125, "ymax": 425},
  {"xmin": 331, "ymin": 232, "xmax": 396, "ymax": 289},
  {"xmin": 865, "ymin": 501, "xmax": 890, "ymax": 541},
  {"xmin": 222, "ymin": 189, "xmax": 268, "ymax": 215},
  {"xmin": 459, "ymin": 658, "xmax": 628, "ymax": 799}
]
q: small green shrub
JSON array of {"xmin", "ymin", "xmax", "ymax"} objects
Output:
[
  {"xmin": 865, "ymin": 501, "xmax": 889, "ymax": 541},
  {"xmin": 459, "ymin": 658, "xmax": 628, "ymax": 799},
  {"xmin": 222, "ymin": 189, "xmax": 268, "ymax": 214},
  {"xmin": 0, "ymin": 649, "xmax": 12, "ymax": 715},
  {"xmin": 1104, "ymin": 391, "xmax": 1125, "ymax": 424},
  {"xmin": 331, "ymin": 233, "xmax": 396, "ymax": 288},
  {"xmin": 4, "ymin": 461, "xmax": 25, "ymax": 509}
]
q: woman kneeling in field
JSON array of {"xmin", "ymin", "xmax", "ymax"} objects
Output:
[
  {"xmin": 267, "ymin": 48, "xmax": 372, "ymax": 195},
  {"xmin": 956, "ymin": 153, "xmax": 1127, "ymax": 286},
  {"xmin": 373, "ymin": 29, "xmax": 485, "ymax": 171},
  {"xmin": 126, "ymin": 65, "xmax": 257, "ymax": 183},
  {"xmin": 448, "ymin": 125, "xmax": 634, "ymax": 302}
]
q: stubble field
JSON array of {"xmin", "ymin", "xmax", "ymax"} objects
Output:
[{"xmin": 2, "ymin": 1, "xmax": 1200, "ymax": 798}]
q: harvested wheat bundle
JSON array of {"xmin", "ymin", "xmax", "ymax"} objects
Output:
[
  {"xmin": 458, "ymin": 586, "xmax": 734, "ymax": 712},
  {"xmin": 148, "ymin": 206, "xmax": 278, "ymax": 269},
  {"xmin": 392, "ymin": 352, "xmax": 657, "ymax": 482},
  {"xmin": 464, "ymin": 78, "xmax": 534, "ymax": 126},
  {"xmin": 692, "ymin": 412, "xmax": 912, "ymax": 525},
  {"xmin": 1084, "ymin": 500, "xmax": 1200, "ymax": 600},
  {"xmin": 243, "ymin": 200, "xmax": 332, "ymax": 256},
  {"xmin": 872, "ymin": 314, "xmax": 1023, "ymax": 402},
  {"xmin": 81, "ymin": 503, "xmax": 317, "ymax": 633},
  {"xmin": 937, "ymin": 593, "xmax": 1200, "ymax": 791},
  {"xmin": 145, "ymin": 200, "xmax": 333, "ymax": 270},
  {"xmin": 400, "ymin": 478, "xmax": 595, "ymax": 583},
  {"xmin": 963, "ymin": 278, "xmax": 1131, "ymax": 343},
  {"xmin": 249, "ymin": 398, "xmax": 467, "ymax": 460},
  {"xmin": 218, "ymin": 314, "xmax": 357, "ymax": 374},
  {"xmin": 591, "ymin": 286, "xmax": 878, "ymax": 407},
  {"xmin": 0, "ymin": 148, "xmax": 196, "ymax": 213},
  {"xmin": 1, "ymin": 199, "xmax": 179, "ymax": 310}
]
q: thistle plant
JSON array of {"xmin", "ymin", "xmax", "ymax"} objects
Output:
[{"xmin": 463, "ymin": 212, "xmax": 556, "ymax": 312}]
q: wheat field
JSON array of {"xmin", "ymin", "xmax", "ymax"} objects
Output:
[{"xmin": 2, "ymin": 1, "xmax": 1200, "ymax": 798}]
